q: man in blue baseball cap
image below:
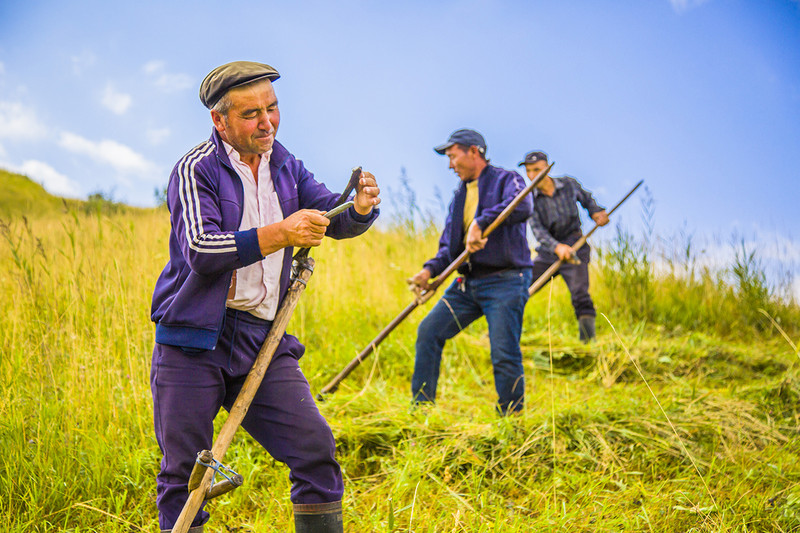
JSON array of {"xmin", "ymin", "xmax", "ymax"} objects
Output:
[
  {"xmin": 520, "ymin": 150, "xmax": 608, "ymax": 341},
  {"xmin": 407, "ymin": 129, "xmax": 533, "ymax": 415}
]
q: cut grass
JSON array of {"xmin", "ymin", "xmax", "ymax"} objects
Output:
[{"xmin": 0, "ymin": 207, "xmax": 798, "ymax": 531}]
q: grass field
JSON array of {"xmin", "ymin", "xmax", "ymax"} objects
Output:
[{"xmin": 0, "ymin": 173, "xmax": 798, "ymax": 532}]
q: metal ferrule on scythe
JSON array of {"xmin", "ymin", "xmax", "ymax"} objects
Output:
[{"xmin": 187, "ymin": 449, "xmax": 244, "ymax": 501}]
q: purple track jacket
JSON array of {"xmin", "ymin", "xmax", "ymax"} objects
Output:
[{"xmin": 151, "ymin": 129, "xmax": 378, "ymax": 352}]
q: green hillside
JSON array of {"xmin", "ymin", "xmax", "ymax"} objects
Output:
[
  {"xmin": 0, "ymin": 168, "xmax": 70, "ymax": 217},
  {"xmin": 0, "ymin": 167, "xmax": 145, "ymax": 218}
]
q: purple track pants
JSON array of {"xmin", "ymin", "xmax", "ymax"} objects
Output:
[{"xmin": 151, "ymin": 308, "xmax": 343, "ymax": 529}]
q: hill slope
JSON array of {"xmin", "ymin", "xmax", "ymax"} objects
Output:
[
  {"xmin": 0, "ymin": 168, "xmax": 69, "ymax": 217},
  {"xmin": 0, "ymin": 167, "xmax": 148, "ymax": 218}
]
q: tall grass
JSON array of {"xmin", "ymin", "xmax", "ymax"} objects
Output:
[
  {"xmin": 593, "ymin": 194, "xmax": 798, "ymax": 340},
  {"xmin": 0, "ymin": 207, "xmax": 798, "ymax": 532},
  {"xmin": 0, "ymin": 212, "xmax": 161, "ymax": 531},
  {"xmin": 596, "ymin": 229, "xmax": 799, "ymax": 338}
]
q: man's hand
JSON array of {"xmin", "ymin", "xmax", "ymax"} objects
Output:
[
  {"xmin": 592, "ymin": 210, "xmax": 609, "ymax": 226},
  {"xmin": 282, "ymin": 209, "xmax": 330, "ymax": 247},
  {"xmin": 354, "ymin": 171, "xmax": 381, "ymax": 215},
  {"xmin": 257, "ymin": 210, "xmax": 330, "ymax": 256},
  {"xmin": 554, "ymin": 243, "xmax": 573, "ymax": 261},
  {"xmin": 407, "ymin": 268, "xmax": 432, "ymax": 294},
  {"xmin": 465, "ymin": 220, "xmax": 488, "ymax": 253}
]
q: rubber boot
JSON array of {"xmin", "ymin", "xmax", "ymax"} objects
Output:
[
  {"xmin": 294, "ymin": 501, "xmax": 344, "ymax": 533},
  {"xmin": 578, "ymin": 315, "xmax": 596, "ymax": 343},
  {"xmin": 161, "ymin": 526, "xmax": 204, "ymax": 533}
]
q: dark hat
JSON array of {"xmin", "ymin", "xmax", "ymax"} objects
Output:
[
  {"xmin": 518, "ymin": 150, "xmax": 548, "ymax": 167},
  {"xmin": 434, "ymin": 128, "xmax": 487, "ymax": 155},
  {"xmin": 199, "ymin": 61, "xmax": 280, "ymax": 109}
]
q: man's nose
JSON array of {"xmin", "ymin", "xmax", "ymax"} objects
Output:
[{"xmin": 259, "ymin": 114, "xmax": 273, "ymax": 132}]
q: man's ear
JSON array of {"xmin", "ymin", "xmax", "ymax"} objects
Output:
[{"xmin": 210, "ymin": 110, "xmax": 226, "ymax": 133}]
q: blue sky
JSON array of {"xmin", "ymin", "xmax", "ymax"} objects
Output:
[{"xmin": 1, "ymin": 0, "xmax": 799, "ymax": 248}]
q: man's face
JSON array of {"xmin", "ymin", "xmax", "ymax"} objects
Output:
[
  {"xmin": 445, "ymin": 145, "xmax": 482, "ymax": 182},
  {"xmin": 525, "ymin": 161, "xmax": 548, "ymax": 183},
  {"xmin": 211, "ymin": 79, "xmax": 280, "ymax": 156}
]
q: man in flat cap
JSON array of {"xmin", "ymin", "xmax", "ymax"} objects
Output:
[
  {"xmin": 407, "ymin": 129, "xmax": 533, "ymax": 415},
  {"xmin": 521, "ymin": 150, "xmax": 608, "ymax": 342},
  {"xmin": 150, "ymin": 61, "xmax": 380, "ymax": 533}
]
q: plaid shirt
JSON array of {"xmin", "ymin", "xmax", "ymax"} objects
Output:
[{"xmin": 528, "ymin": 176, "xmax": 604, "ymax": 254}]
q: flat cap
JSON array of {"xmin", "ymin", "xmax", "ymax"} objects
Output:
[
  {"xmin": 518, "ymin": 150, "xmax": 548, "ymax": 167},
  {"xmin": 199, "ymin": 61, "xmax": 280, "ymax": 109},
  {"xmin": 434, "ymin": 128, "xmax": 487, "ymax": 155}
]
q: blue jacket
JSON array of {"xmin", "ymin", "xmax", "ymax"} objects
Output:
[
  {"xmin": 151, "ymin": 129, "xmax": 378, "ymax": 352},
  {"xmin": 423, "ymin": 164, "xmax": 533, "ymax": 278}
]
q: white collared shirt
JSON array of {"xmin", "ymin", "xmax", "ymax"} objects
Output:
[{"xmin": 223, "ymin": 141, "xmax": 284, "ymax": 321}]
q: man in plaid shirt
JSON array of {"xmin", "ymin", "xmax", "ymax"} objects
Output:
[{"xmin": 521, "ymin": 151, "xmax": 608, "ymax": 341}]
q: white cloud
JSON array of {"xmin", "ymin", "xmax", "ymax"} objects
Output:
[
  {"xmin": 58, "ymin": 131, "xmax": 156, "ymax": 176},
  {"xmin": 101, "ymin": 83, "xmax": 132, "ymax": 115},
  {"xmin": 142, "ymin": 60, "xmax": 164, "ymax": 75},
  {"xmin": 146, "ymin": 127, "xmax": 171, "ymax": 145},
  {"xmin": 0, "ymin": 101, "xmax": 48, "ymax": 140},
  {"xmin": 14, "ymin": 160, "xmax": 81, "ymax": 198},
  {"xmin": 0, "ymin": 142, "xmax": 6, "ymax": 158},
  {"xmin": 669, "ymin": 0, "xmax": 711, "ymax": 14},
  {"xmin": 71, "ymin": 50, "xmax": 96, "ymax": 75},
  {"xmin": 670, "ymin": 235, "xmax": 799, "ymax": 274},
  {"xmin": 142, "ymin": 60, "xmax": 194, "ymax": 93}
]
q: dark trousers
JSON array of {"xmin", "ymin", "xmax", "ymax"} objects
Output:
[
  {"xmin": 531, "ymin": 243, "xmax": 595, "ymax": 319},
  {"xmin": 151, "ymin": 309, "xmax": 343, "ymax": 530},
  {"xmin": 411, "ymin": 268, "xmax": 532, "ymax": 414}
]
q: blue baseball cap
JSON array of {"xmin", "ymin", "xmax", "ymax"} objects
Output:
[
  {"xmin": 518, "ymin": 150, "xmax": 548, "ymax": 167},
  {"xmin": 434, "ymin": 129, "xmax": 487, "ymax": 155}
]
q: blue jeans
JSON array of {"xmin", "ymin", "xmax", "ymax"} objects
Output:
[{"xmin": 411, "ymin": 267, "xmax": 532, "ymax": 414}]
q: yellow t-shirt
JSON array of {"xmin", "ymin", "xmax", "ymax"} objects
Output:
[{"xmin": 463, "ymin": 179, "xmax": 479, "ymax": 243}]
